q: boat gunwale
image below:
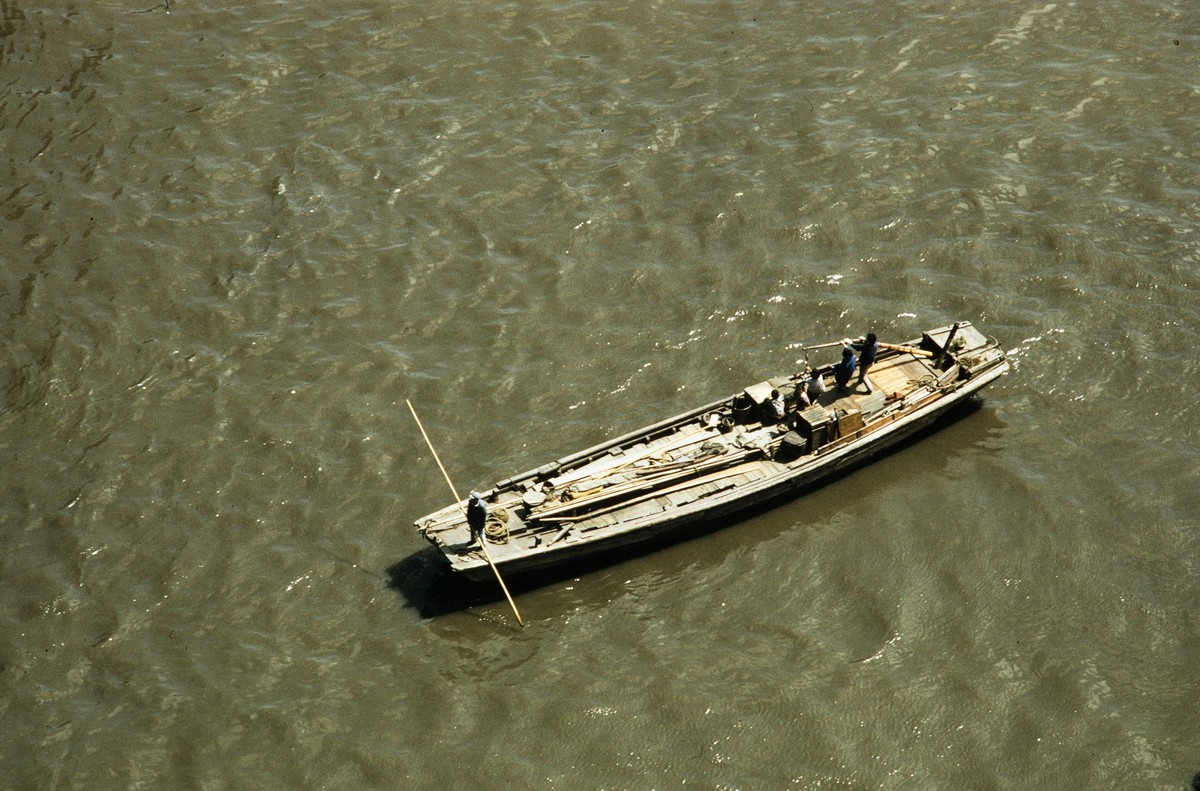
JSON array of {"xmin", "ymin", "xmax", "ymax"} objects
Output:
[
  {"xmin": 417, "ymin": 324, "xmax": 1008, "ymax": 580},
  {"xmin": 444, "ymin": 348, "xmax": 1009, "ymax": 579}
]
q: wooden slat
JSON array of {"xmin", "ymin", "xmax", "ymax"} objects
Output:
[{"xmin": 867, "ymin": 356, "xmax": 932, "ymax": 397}]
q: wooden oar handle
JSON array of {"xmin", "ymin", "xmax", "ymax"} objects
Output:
[
  {"xmin": 806, "ymin": 339, "xmax": 932, "ymax": 357},
  {"xmin": 878, "ymin": 342, "xmax": 933, "ymax": 357}
]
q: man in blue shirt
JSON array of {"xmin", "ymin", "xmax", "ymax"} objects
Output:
[{"xmin": 833, "ymin": 345, "xmax": 857, "ymax": 391}]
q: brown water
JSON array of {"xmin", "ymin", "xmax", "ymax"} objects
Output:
[{"xmin": 4, "ymin": 2, "xmax": 1199, "ymax": 788}]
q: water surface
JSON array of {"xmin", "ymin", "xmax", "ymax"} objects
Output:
[{"xmin": 3, "ymin": 2, "xmax": 1199, "ymax": 788}]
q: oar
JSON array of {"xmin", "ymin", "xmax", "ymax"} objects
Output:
[
  {"xmin": 539, "ymin": 461, "xmax": 762, "ymax": 524},
  {"xmin": 807, "ymin": 338, "xmax": 933, "ymax": 358},
  {"xmin": 878, "ymin": 341, "xmax": 932, "ymax": 357},
  {"xmin": 406, "ymin": 399, "xmax": 524, "ymax": 627},
  {"xmin": 803, "ymin": 340, "xmax": 847, "ymax": 351}
]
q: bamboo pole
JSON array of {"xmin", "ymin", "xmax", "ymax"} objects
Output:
[
  {"xmin": 878, "ymin": 341, "xmax": 933, "ymax": 358},
  {"xmin": 803, "ymin": 340, "xmax": 847, "ymax": 351},
  {"xmin": 531, "ymin": 447, "xmax": 759, "ymax": 521},
  {"xmin": 810, "ymin": 338, "xmax": 933, "ymax": 358},
  {"xmin": 406, "ymin": 399, "xmax": 524, "ymax": 627},
  {"xmin": 547, "ymin": 426, "xmax": 717, "ymax": 488},
  {"xmin": 538, "ymin": 462, "xmax": 763, "ymax": 524}
]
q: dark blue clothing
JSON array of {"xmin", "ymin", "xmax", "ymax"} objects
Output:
[
  {"xmin": 833, "ymin": 352, "xmax": 857, "ymax": 389},
  {"xmin": 467, "ymin": 496, "xmax": 487, "ymax": 543},
  {"xmin": 853, "ymin": 339, "xmax": 879, "ymax": 366}
]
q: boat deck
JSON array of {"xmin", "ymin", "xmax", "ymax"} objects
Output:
[
  {"xmin": 430, "ymin": 355, "xmax": 942, "ymax": 567},
  {"xmin": 413, "ymin": 323, "xmax": 1009, "ymax": 580},
  {"xmin": 861, "ymin": 355, "xmax": 936, "ymax": 399}
]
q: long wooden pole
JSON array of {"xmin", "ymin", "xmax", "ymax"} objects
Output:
[
  {"xmin": 803, "ymin": 340, "xmax": 847, "ymax": 351},
  {"xmin": 877, "ymin": 341, "xmax": 933, "ymax": 358},
  {"xmin": 406, "ymin": 399, "xmax": 524, "ymax": 626},
  {"xmin": 808, "ymin": 338, "xmax": 933, "ymax": 357}
]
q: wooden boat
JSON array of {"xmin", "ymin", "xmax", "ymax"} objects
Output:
[{"xmin": 414, "ymin": 322, "xmax": 1008, "ymax": 581}]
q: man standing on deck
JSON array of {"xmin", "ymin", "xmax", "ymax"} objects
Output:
[
  {"xmin": 849, "ymin": 332, "xmax": 879, "ymax": 392},
  {"xmin": 466, "ymin": 491, "xmax": 487, "ymax": 549}
]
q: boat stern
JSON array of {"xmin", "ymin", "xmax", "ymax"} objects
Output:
[
  {"xmin": 925, "ymin": 321, "xmax": 1009, "ymax": 379},
  {"xmin": 413, "ymin": 502, "xmax": 500, "ymax": 580}
]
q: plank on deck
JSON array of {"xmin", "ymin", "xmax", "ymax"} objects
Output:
[{"xmin": 867, "ymin": 356, "xmax": 932, "ymax": 396}]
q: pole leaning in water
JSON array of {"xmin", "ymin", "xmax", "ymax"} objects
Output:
[{"xmin": 406, "ymin": 399, "xmax": 525, "ymax": 626}]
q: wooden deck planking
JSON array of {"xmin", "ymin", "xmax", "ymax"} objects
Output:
[{"xmin": 866, "ymin": 356, "xmax": 932, "ymax": 397}]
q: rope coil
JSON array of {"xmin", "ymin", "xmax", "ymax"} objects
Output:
[{"xmin": 484, "ymin": 507, "xmax": 510, "ymax": 543}]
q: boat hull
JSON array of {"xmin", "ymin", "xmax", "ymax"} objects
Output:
[{"xmin": 413, "ymin": 322, "xmax": 1009, "ymax": 582}]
